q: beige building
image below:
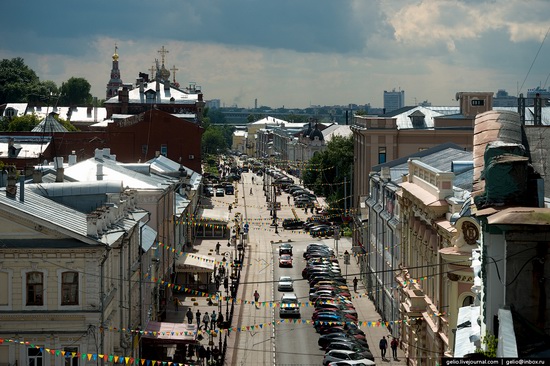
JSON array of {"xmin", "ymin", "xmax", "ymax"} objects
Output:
[
  {"xmin": 0, "ymin": 181, "xmax": 148, "ymax": 364},
  {"xmin": 351, "ymin": 92, "xmax": 493, "ymax": 211}
]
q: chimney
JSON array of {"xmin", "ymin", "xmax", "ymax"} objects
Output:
[
  {"xmin": 97, "ymin": 163, "xmax": 104, "ymax": 181},
  {"xmin": 86, "ymin": 213, "xmax": 99, "ymax": 237},
  {"xmin": 6, "ymin": 166, "xmax": 17, "ymax": 199},
  {"xmin": 156, "ymin": 80, "xmax": 160, "ymax": 92},
  {"xmin": 164, "ymin": 80, "xmax": 170, "ymax": 91},
  {"xmin": 138, "ymin": 78, "xmax": 144, "ymax": 93},
  {"xmin": 19, "ymin": 176, "xmax": 24, "ymax": 202},
  {"xmin": 54, "ymin": 157, "xmax": 64, "ymax": 182},
  {"xmin": 68, "ymin": 151, "xmax": 77, "ymax": 166}
]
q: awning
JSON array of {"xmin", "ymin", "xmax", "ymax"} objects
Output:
[
  {"xmin": 176, "ymin": 253, "xmax": 216, "ymax": 273},
  {"xmin": 141, "ymin": 321, "xmax": 197, "ymax": 345}
]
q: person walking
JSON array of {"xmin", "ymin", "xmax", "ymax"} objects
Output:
[
  {"xmin": 211, "ymin": 310, "xmax": 217, "ymax": 330},
  {"xmin": 206, "ymin": 347, "xmax": 212, "ymax": 365},
  {"xmin": 196, "ymin": 309, "xmax": 202, "ymax": 327},
  {"xmin": 186, "ymin": 308, "xmax": 193, "ymax": 324},
  {"xmin": 198, "ymin": 344, "xmax": 206, "ymax": 365},
  {"xmin": 217, "ymin": 313, "xmax": 224, "ymax": 329},
  {"xmin": 174, "ymin": 296, "xmax": 179, "ymax": 311},
  {"xmin": 215, "ymin": 242, "xmax": 221, "ymax": 255},
  {"xmin": 353, "ymin": 277, "xmax": 359, "ymax": 292},
  {"xmin": 379, "ymin": 336, "xmax": 388, "ymax": 360},
  {"xmin": 391, "ymin": 337, "xmax": 399, "ymax": 360},
  {"xmin": 254, "ymin": 290, "xmax": 260, "ymax": 303},
  {"xmin": 203, "ymin": 311, "xmax": 210, "ymax": 331}
]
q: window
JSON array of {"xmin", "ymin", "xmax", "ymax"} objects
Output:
[
  {"xmin": 378, "ymin": 147, "xmax": 386, "ymax": 164},
  {"xmin": 61, "ymin": 272, "xmax": 79, "ymax": 305},
  {"xmin": 64, "ymin": 347, "xmax": 79, "ymax": 366},
  {"xmin": 28, "ymin": 347, "xmax": 43, "ymax": 366},
  {"xmin": 26, "ymin": 272, "xmax": 43, "ymax": 306},
  {"xmin": 462, "ymin": 295, "xmax": 474, "ymax": 307},
  {"xmin": 160, "ymin": 144, "xmax": 168, "ymax": 156}
]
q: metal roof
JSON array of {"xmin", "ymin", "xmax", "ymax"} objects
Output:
[{"xmin": 104, "ymin": 81, "xmax": 199, "ymax": 105}]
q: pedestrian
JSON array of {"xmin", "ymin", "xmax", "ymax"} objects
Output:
[
  {"xmin": 174, "ymin": 296, "xmax": 179, "ymax": 311},
  {"xmin": 228, "ymin": 204, "xmax": 232, "ymax": 213},
  {"xmin": 353, "ymin": 277, "xmax": 358, "ymax": 292},
  {"xmin": 215, "ymin": 275, "xmax": 220, "ymax": 290},
  {"xmin": 186, "ymin": 308, "xmax": 193, "ymax": 324},
  {"xmin": 211, "ymin": 310, "xmax": 217, "ymax": 330},
  {"xmin": 287, "ymin": 196, "xmax": 290, "ymax": 204},
  {"xmin": 215, "ymin": 242, "xmax": 221, "ymax": 255},
  {"xmin": 217, "ymin": 312, "xmax": 224, "ymax": 329},
  {"xmin": 250, "ymin": 187, "xmax": 253, "ymax": 195},
  {"xmin": 203, "ymin": 311, "xmax": 210, "ymax": 331},
  {"xmin": 391, "ymin": 337, "xmax": 399, "ymax": 360},
  {"xmin": 187, "ymin": 343, "xmax": 195, "ymax": 360},
  {"xmin": 254, "ymin": 290, "xmax": 260, "ymax": 303},
  {"xmin": 206, "ymin": 347, "xmax": 212, "ymax": 364},
  {"xmin": 198, "ymin": 345, "xmax": 206, "ymax": 365},
  {"xmin": 196, "ymin": 309, "xmax": 201, "ymax": 326},
  {"xmin": 379, "ymin": 336, "xmax": 388, "ymax": 359},
  {"xmin": 212, "ymin": 346, "xmax": 221, "ymax": 363}
]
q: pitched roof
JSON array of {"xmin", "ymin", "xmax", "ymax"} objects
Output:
[{"xmin": 32, "ymin": 112, "xmax": 68, "ymax": 133}]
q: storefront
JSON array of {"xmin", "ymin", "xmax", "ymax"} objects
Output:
[{"xmin": 174, "ymin": 253, "xmax": 216, "ymax": 293}]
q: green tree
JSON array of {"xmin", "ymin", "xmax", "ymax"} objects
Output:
[
  {"xmin": 202, "ymin": 127, "xmax": 227, "ymax": 155},
  {"xmin": 55, "ymin": 115, "xmax": 78, "ymax": 132},
  {"xmin": 0, "ymin": 58, "xmax": 40, "ymax": 104},
  {"xmin": 6, "ymin": 114, "xmax": 41, "ymax": 132},
  {"xmin": 59, "ymin": 77, "xmax": 92, "ymax": 106},
  {"xmin": 302, "ymin": 135, "xmax": 354, "ymax": 212}
]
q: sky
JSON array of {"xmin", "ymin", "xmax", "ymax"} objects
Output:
[{"xmin": 2, "ymin": 0, "xmax": 550, "ymax": 109}]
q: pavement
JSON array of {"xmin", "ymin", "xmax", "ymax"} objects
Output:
[{"xmin": 165, "ymin": 168, "xmax": 407, "ymax": 366}]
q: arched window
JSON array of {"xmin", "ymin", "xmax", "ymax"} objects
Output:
[{"xmin": 462, "ymin": 295, "xmax": 474, "ymax": 307}]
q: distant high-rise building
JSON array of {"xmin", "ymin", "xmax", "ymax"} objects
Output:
[
  {"xmin": 493, "ymin": 89, "xmax": 518, "ymax": 107},
  {"xmin": 206, "ymin": 99, "xmax": 221, "ymax": 109},
  {"xmin": 383, "ymin": 89, "xmax": 405, "ymax": 113}
]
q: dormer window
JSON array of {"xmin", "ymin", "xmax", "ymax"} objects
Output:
[
  {"xmin": 409, "ymin": 110, "xmax": 426, "ymax": 128},
  {"xmin": 145, "ymin": 89, "xmax": 156, "ymax": 102}
]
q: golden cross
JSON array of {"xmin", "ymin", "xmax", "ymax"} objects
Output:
[
  {"xmin": 158, "ymin": 46, "xmax": 169, "ymax": 65},
  {"xmin": 170, "ymin": 65, "xmax": 179, "ymax": 83}
]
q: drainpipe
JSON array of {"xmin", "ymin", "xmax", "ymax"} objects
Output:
[
  {"xmin": 139, "ymin": 212, "xmax": 151, "ymax": 359},
  {"xmin": 99, "ymin": 247, "xmax": 111, "ymax": 366},
  {"xmin": 120, "ymin": 233, "xmax": 128, "ymax": 353}
]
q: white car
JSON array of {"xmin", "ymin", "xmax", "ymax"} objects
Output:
[
  {"xmin": 278, "ymin": 276, "xmax": 294, "ymax": 291},
  {"xmin": 323, "ymin": 350, "xmax": 374, "ymax": 366},
  {"xmin": 328, "ymin": 360, "xmax": 376, "ymax": 366}
]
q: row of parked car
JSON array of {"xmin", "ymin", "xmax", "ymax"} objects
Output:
[
  {"xmin": 282, "ymin": 215, "xmax": 336, "ymax": 238},
  {"xmin": 300, "ymin": 243, "xmax": 375, "ymax": 366}
]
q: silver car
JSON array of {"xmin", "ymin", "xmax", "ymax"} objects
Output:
[{"xmin": 278, "ymin": 276, "xmax": 294, "ymax": 291}]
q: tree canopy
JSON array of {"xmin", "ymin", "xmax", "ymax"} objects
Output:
[
  {"xmin": 0, "ymin": 58, "xmax": 58, "ymax": 104},
  {"xmin": 59, "ymin": 77, "xmax": 92, "ymax": 106},
  {"xmin": 302, "ymin": 135, "xmax": 354, "ymax": 212}
]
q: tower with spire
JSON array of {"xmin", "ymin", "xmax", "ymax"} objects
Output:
[{"xmin": 106, "ymin": 44, "xmax": 123, "ymax": 99}]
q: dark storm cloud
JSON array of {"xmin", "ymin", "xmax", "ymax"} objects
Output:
[{"xmin": 1, "ymin": 0, "xmax": 387, "ymax": 56}]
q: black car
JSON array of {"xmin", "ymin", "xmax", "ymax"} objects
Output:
[
  {"xmin": 318, "ymin": 333, "xmax": 369, "ymax": 349},
  {"xmin": 310, "ymin": 225, "xmax": 335, "ymax": 237},
  {"xmin": 282, "ymin": 219, "xmax": 304, "ymax": 230}
]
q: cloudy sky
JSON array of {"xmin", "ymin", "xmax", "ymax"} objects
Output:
[{"xmin": 2, "ymin": 0, "xmax": 550, "ymax": 109}]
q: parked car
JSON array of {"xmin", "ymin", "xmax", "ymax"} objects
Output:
[
  {"xmin": 225, "ymin": 185, "xmax": 234, "ymax": 195},
  {"xmin": 323, "ymin": 350, "xmax": 372, "ymax": 366},
  {"xmin": 318, "ymin": 333, "xmax": 369, "ymax": 350},
  {"xmin": 310, "ymin": 225, "xmax": 335, "ymax": 237},
  {"xmin": 327, "ymin": 360, "xmax": 376, "ymax": 366},
  {"xmin": 215, "ymin": 188, "xmax": 225, "ymax": 197},
  {"xmin": 325, "ymin": 342, "xmax": 374, "ymax": 361},
  {"xmin": 277, "ymin": 276, "xmax": 294, "ymax": 291},
  {"xmin": 279, "ymin": 254, "xmax": 293, "ymax": 267},
  {"xmin": 278, "ymin": 243, "xmax": 293, "ymax": 255},
  {"xmin": 282, "ymin": 219, "xmax": 304, "ymax": 230}
]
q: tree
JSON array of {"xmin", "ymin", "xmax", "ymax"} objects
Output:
[
  {"xmin": 202, "ymin": 127, "xmax": 227, "ymax": 155},
  {"xmin": 59, "ymin": 77, "xmax": 92, "ymax": 106},
  {"xmin": 6, "ymin": 114, "xmax": 41, "ymax": 132},
  {"xmin": 302, "ymin": 135, "xmax": 354, "ymax": 212},
  {"xmin": 0, "ymin": 58, "xmax": 40, "ymax": 104}
]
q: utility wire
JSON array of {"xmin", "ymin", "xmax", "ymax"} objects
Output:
[{"xmin": 519, "ymin": 24, "xmax": 550, "ymax": 95}]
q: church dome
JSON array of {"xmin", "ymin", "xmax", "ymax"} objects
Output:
[
  {"xmin": 160, "ymin": 65, "xmax": 170, "ymax": 80},
  {"xmin": 302, "ymin": 122, "xmax": 313, "ymax": 138},
  {"xmin": 309, "ymin": 124, "xmax": 324, "ymax": 141}
]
